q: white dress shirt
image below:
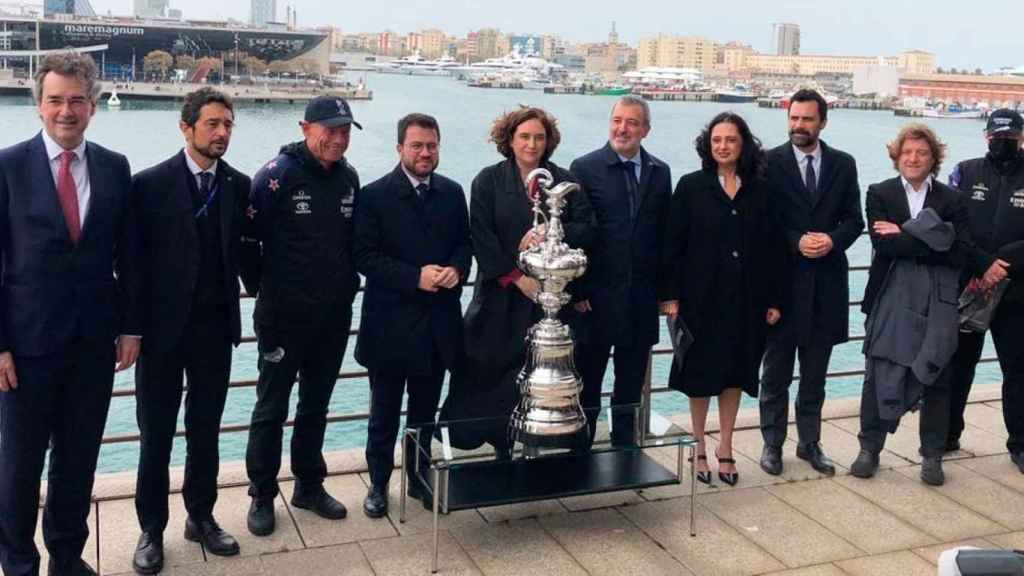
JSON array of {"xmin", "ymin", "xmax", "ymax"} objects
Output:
[
  {"xmin": 793, "ymin": 143, "xmax": 822, "ymax": 188},
  {"xmin": 183, "ymin": 149, "xmax": 218, "ymax": 189},
  {"xmin": 41, "ymin": 130, "xmax": 90, "ymax": 225},
  {"xmin": 901, "ymin": 175, "xmax": 932, "ymax": 219},
  {"xmin": 400, "ymin": 163, "xmax": 431, "ymax": 191}
]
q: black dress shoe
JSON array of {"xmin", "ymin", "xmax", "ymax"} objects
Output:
[
  {"xmin": 760, "ymin": 445, "xmax": 783, "ymax": 476},
  {"xmin": 47, "ymin": 558, "xmax": 97, "ymax": 576},
  {"xmin": 132, "ymin": 531, "xmax": 163, "ymax": 575},
  {"xmin": 1012, "ymin": 451, "xmax": 1024, "ymax": 475},
  {"xmin": 247, "ymin": 497, "xmax": 275, "ymax": 536},
  {"xmin": 363, "ymin": 484, "xmax": 389, "ymax": 518},
  {"xmin": 850, "ymin": 450, "xmax": 880, "ymax": 478},
  {"xmin": 185, "ymin": 517, "xmax": 240, "ymax": 556},
  {"xmin": 796, "ymin": 442, "xmax": 836, "ymax": 476},
  {"xmin": 920, "ymin": 455, "xmax": 945, "ymax": 486},
  {"xmin": 291, "ymin": 487, "xmax": 348, "ymax": 520}
]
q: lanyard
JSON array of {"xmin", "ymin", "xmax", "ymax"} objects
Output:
[{"xmin": 194, "ymin": 178, "xmax": 220, "ymax": 219}]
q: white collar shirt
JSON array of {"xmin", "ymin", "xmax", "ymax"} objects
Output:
[
  {"xmin": 183, "ymin": 149, "xmax": 219, "ymax": 189},
  {"xmin": 901, "ymin": 175, "xmax": 932, "ymax": 219},
  {"xmin": 41, "ymin": 130, "xmax": 90, "ymax": 225},
  {"xmin": 793, "ymin": 143, "xmax": 822, "ymax": 188}
]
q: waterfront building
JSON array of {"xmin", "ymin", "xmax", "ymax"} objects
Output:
[
  {"xmin": 719, "ymin": 47, "xmax": 935, "ymax": 76},
  {"xmin": 899, "ymin": 73, "xmax": 1024, "ymax": 107},
  {"xmin": 772, "ymin": 22, "xmax": 800, "ymax": 56},
  {"xmin": 638, "ymin": 34, "xmax": 715, "ymax": 72},
  {"xmin": 250, "ymin": 0, "xmax": 274, "ymax": 27},
  {"xmin": 133, "ymin": 0, "xmax": 167, "ymax": 18}
]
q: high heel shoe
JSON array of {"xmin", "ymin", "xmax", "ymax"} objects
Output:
[
  {"xmin": 687, "ymin": 453, "xmax": 711, "ymax": 484},
  {"xmin": 716, "ymin": 450, "xmax": 739, "ymax": 486}
]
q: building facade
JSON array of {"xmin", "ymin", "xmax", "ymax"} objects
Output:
[
  {"xmin": 250, "ymin": 0, "xmax": 274, "ymax": 27},
  {"xmin": 900, "ymin": 73, "xmax": 1024, "ymax": 106},
  {"xmin": 638, "ymin": 34, "xmax": 715, "ymax": 72},
  {"xmin": 133, "ymin": 0, "xmax": 167, "ymax": 18},
  {"xmin": 772, "ymin": 23, "xmax": 800, "ymax": 56},
  {"xmin": 718, "ymin": 47, "xmax": 935, "ymax": 76}
]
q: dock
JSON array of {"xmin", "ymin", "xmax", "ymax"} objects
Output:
[
  {"xmin": 636, "ymin": 90, "xmax": 717, "ymax": 102},
  {"xmin": 0, "ymin": 80, "xmax": 373, "ymax": 103},
  {"xmin": 47, "ymin": 385, "xmax": 1024, "ymax": 575}
]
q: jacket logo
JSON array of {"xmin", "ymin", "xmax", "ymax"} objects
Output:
[
  {"xmin": 1012, "ymin": 189, "xmax": 1024, "ymax": 208},
  {"xmin": 295, "ymin": 201, "xmax": 312, "ymax": 215},
  {"xmin": 971, "ymin": 189, "xmax": 986, "ymax": 201}
]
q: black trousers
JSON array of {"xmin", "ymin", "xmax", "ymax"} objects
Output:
[
  {"xmin": 364, "ymin": 347, "xmax": 445, "ymax": 489},
  {"xmin": 245, "ymin": 317, "xmax": 351, "ymax": 500},
  {"xmin": 858, "ymin": 366, "xmax": 951, "ymax": 458},
  {"xmin": 577, "ymin": 340, "xmax": 650, "ymax": 448},
  {"xmin": 948, "ymin": 301, "xmax": 1024, "ymax": 453},
  {"xmin": 759, "ymin": 332, "xmax": 834, "ymax": 449},
  {"xmin": 134, "ymin": 315, "xmax": 232, "ymax": 535},
  {"xmin": 0, "ymin": 337, "xmax": 115, "ymax": 576}
]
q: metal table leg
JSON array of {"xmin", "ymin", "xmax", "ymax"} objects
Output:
[
  {"xmin": 400, "ymin": 429, "xmax": 409, "ymax": 523},
  {"xmin": 432, "ymin": 466, "xmax": 441, "ymax": 574}
]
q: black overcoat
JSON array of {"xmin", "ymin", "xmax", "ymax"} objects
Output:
[
  {"xmin": 440, "ymin": 158, "xmax": 595, "ymax": 449},
  {"xmin": 353, "ymin": 165, "xmax": 472, "ymax": 376},
  {"xmin": 661, "ymin": 169, "xmax": 785, "ymax": 397},
  {"xmin": 766, "ymin": 141, "xmax": 864, "ymax": 346}
]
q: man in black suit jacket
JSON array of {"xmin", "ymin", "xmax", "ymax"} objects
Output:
[
  {"xmin": 354, "ymin": 114, "xmax": 472, "ymax": 518},
  {"xmin": 0, "ymin": 53, "xmax": 140, "ymax": 576},
  {"xmin": 759, "ymin": 90, "xmax": 865, "ymax": 477},
  {"xmin": 570, "ymin": 97, "xmax": 672, "ymax": 448},
  {"xmin": 851, "ymin": 124, "xmax": 975, "ymax": 486},
  {"xmin": 130, "ymin": 88, "xmax": 250, "ymax": 574}
]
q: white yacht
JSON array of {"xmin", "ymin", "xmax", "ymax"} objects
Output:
[
  {"xmin": 372, "ymin": 51, "xmax": 459, "ymax": 76},
  {"xmin": 452, "ymin": 48, "xmax": 564, "ymax": 80}
]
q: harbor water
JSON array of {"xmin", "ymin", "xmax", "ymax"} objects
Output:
[{"xmin": 0, "ymin": 72, "xmax": 1001, "ymax": 473}]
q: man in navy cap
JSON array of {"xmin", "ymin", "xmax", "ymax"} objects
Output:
[
  {"xmin": 947, "ymin": 108, "xmax": 1024, "ymax": 474},
  {"xmin": 240, "ymin": 95, "xmax": 362, "ymax": 535}
]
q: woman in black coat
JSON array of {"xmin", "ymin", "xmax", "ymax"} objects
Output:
[
  {"xmin": 439, "ymin": 106, "xmax": 595, "ymax": 454},
  {"xmin": 660, "ymin": 112, "xmax": 784, "ymax": 485}
]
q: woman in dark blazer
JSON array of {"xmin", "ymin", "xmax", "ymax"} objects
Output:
[
  {"xmin": 439, "ymin": 106, "xmax": 595, "ymax": 455},
  {"xmin": 660, "ymin": 112, "xmax": 784, "ymax": 485}
]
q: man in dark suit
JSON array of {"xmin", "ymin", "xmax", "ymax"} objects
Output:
[
  {"xmin": 354, "ymin": 113, "xmax": 471, "ymax": 518},
  {"xmin": 851, "ymin": 123, "xmax": 974, "ymax": 486},
  {"xmin": 0, "ymin": 53, "xmax": 140, "ymax": 576},
  {"xmin": 130, "ymin": 88, "xmax": 250, "ymax": 574},
  {"xmin": 759, "ymin": 89, "xmax": 865, "ymax": 477},
  {"xmin": 570, "ymin": 97, "xmax": 672, "ymax": 448}
]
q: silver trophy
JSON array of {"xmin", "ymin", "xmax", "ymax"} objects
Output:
[{"xmin": 509, "ymin": 168, "xmax": 589, "ymax": 448}]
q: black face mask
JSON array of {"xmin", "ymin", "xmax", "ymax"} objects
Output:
[{"xmin": 988, "ymin": 138, "xmax": 1022, "ymax": 163}]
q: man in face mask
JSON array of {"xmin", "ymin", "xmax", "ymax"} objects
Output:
[{"xmin": 947, "ymin": 108, "xmax": 1024, "ymax": 475}]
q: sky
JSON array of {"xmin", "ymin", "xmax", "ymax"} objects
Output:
[{"xmin": 82, "ymin": 0, "xmax": 1022, "ymax": 71}]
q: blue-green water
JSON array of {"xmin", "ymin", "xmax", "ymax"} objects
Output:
[{"xmin": 0, "ymin": 73, "xmax": 1001, "ymax": 473}]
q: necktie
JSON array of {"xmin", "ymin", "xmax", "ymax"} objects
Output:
[
  {"xmin": 57, "ymin": 150, "xmax": 81, "ymax": 243},
  {"xmin": 199, "ymin": 171, "xmax": 213, "ymax": 200},
  {"xmin": 805, "ymin": 155, "xmax": 817, "ymax": 201},
  {"xmin": 415, "ymin": 182, "xmax": 429, "ymax": 199},
  {"xmin": 622, "ymin": 161, "xmax": 639, "ymax": 219}
]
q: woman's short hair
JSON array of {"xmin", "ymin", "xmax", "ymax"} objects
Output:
[
  {"xmin": 887, "ymin": 123, "xmax": 946, "ymax": 177},
  {"xmin": 694, "ymin": 111, "xmax": 767, "ymax": 180},
  {"xmin": 488, "ymin": 106, "xmax": 561, "ymax": 162}
]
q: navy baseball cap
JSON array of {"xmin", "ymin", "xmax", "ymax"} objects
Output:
[
  {"xmin": 304, "ymin": 95, "xmax": 362, "ymax": 129},
  {"xmin": 986, "ymin": 108, "xmax": 1023, "ymax": 137}
]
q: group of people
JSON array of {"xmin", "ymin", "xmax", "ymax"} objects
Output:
[{"xmin": 1, "ymin": 51, "xmax": 1023, "ymax": 576}]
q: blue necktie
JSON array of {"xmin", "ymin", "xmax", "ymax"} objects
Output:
[{"xmin": 805, "ymin": 155, "xmax": 817, "ymax": 201}]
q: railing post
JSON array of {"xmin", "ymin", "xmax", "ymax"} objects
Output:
[{"xmin": 642, "ymin": 348, "xmax": 653, "ymax": 438}]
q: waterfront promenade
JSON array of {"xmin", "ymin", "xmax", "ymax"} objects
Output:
[{"xmin": 37, "ymin": 385, "xmax": 1024, "ymax": 575}]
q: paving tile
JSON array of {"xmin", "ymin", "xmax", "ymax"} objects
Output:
[
  {"xmin": 761, "ymin": 565, "xmax": 847, "ymax": 576},
  {"xmin": 911, "ymin": 539, "xmax": 996, "ymax": 565},
  {"xmin": 203, "ymin": 485, "xmax": 302, "ymax": 562},
  {"xmin": 699, "ymin": 487, "xmax": 861, "ymax": 568},
  {"xmin": 962, "ymin": 403, "xmax": 1008, "ymax": 438},
  {"xmin": 956, "ymin": 454, "xmax": 1024, "ymax": 494},
  {"xmin": 355, "ymin": 472, "xmax": 487, "ymax": 537},
  {"xmin": 766, "ymin": 478, "xmax": 935, "ymax": 553},
  {"xmin": 897, "ymin": 462, "xmax": 1024, "ymax": 531},
  {"xmin": 796, "ymin": 421, "xmax": 907, "ymax": 472},
  {"xmin": 836, "ymin": 469, "xmax": 1003, "ymax": 541},
  {"xmin": 96, "ymin": 497, "xmax": 203, "ymax": 575},
  {"xmin": 558, "ymin": 489, "xmax": 644, "ymax": 511},
  {"xmin": 835, "ymin": 550, "xmax": 935, "ymax": 576},
  {"xmin": 163, "ymin": 556, "xmax": 264, "ymax": 575},
  {"xmin": 451, "ymin": 518, "xmax": 587, "ymax": 576},
  {"xmin": 830, "ymin": 414, "xmax": 924, "ymax": 464},
  {"xmin": 260, "ymin": 543, "xmax": 374, "ymax": 576},
  {"xmin": 718, "ymin": 428, "xmax": 833, "ymax": 483},
  {"xmin": 361, "ymin": 531, "xmax": 481, "ymax": 575},
  {"xmin": 33, "ymin": 506, "xmax": 98, "ymax": 574},
  {"xmin": 987, "ymin": 531, "xmax": 1024, "ymax": 550},
  {"xmin": 287, "ymin": 475, "xmax": 397, "ymax": 547},
  {"xmin": 476, "ymin": 500, "xmax": 567, "ymax": 523},
  {"xmin": 539, "ymin": 508, "xmax": 691, "ymax": 575},
  {"xmin": 958, "ymin": 424, "xmax": 1012, "ymax": 458},
  {"xmin": 620, "ymin": 499, "xmax": 784, "ymax": 576}
]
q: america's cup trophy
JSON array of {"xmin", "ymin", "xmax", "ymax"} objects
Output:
[{"xmin": 509, "ymin": 168, "xmax": 589, "ymax": 448}]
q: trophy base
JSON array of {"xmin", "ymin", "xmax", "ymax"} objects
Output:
[{"xmin": 509, "ymin": 415, "xmax": 589, "ymax": 450}]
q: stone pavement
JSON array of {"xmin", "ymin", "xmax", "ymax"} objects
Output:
[{"xmin": 41, "ymin": 387, "xmax": 1024, "ymax": 575}]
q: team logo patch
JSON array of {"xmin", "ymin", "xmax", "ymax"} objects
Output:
[
  {"xmin": 1013, "ymin": 189, "xmax": 1024, "ymax": 209},
  {"xmin": 268, "ymin": 178, "xmax": 280, "ymax": 192},
  {"xmin": 246, "ymin": 205, "xmax": 258, "ymax": 219},
  {"xmin": 293, "ymin": 190, "xmax": 312, "ymax": 214},
  {"xmin": 971, "ymin": 187, "xmax": 987, "ymax": 201}
]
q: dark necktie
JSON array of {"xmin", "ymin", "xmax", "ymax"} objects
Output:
[
  {"xmin": 622, "ymin": 161, "xmax": 639, "ymax": 219},
  {"xmin": 57, "ymin": 150, "xmax": 81, "ymax": 243},
  {"xmin": 805, "ymin": 155, "xmax": 817, "ymax": 200},
  {"xmin": 415, "ymin": 182, "xmax": 429, "ymax": 199},
  {"xmin": 196, "ymin": 171, "xmax": 214, "ymax": 218}
]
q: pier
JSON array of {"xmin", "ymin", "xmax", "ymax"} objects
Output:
[{"xmin": 0, "ymin": 80, "xmax": 373, "ymax": 103}]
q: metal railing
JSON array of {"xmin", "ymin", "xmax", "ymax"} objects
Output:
[{"xmin": 98, "ymin": 259, "xmax": 1003, "ymax": 448}]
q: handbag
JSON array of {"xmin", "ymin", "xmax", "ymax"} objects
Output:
[
  {"xmin": 959, "ymin": 278, "xmax": 1010, "ymax": 333},
  {"xmin": 667, "ymin": 314, "xmax": 694, "ymax": 365}
]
